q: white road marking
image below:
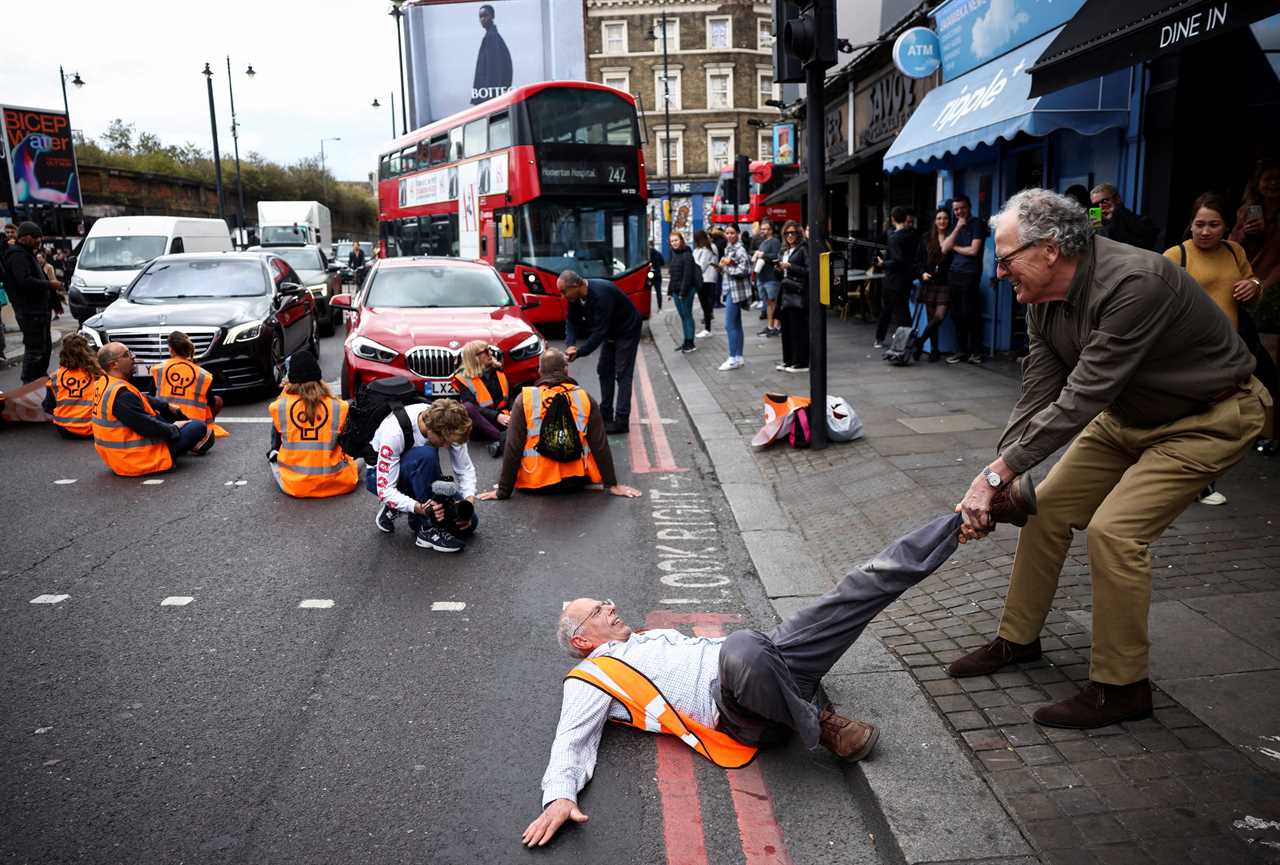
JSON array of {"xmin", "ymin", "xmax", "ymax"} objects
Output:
[
  {"xmin": 161, "ymin": 596, "xmax": 194, "ymax": 606},
  {"xmin": 215, "ymin": 417, "xmax": 273, "ymax": 423},
  {"xmin": 431, "ymin": 601, "xmax": 466, "ymax": 611},
  {"xmin": 224, "ymin": 481, "xmax": 234, "ymax": 486},
  {"xmin": 54, "ymin": 479, "xmax": 77, "ymax": 485},
  {"xmin": 34, "ymin": 726, "xmax": 53, "ymax": 734},
  {"xmin": 30, "ymin": 594, "xmax": 69, "ymax": 604},
  {"xmin": 235, "ymin": 480, "xmax": 247, "ymax": 486},
  {"xmin": 1235, "ymin": 816, "xmax": 1280, "ymax": 831},
  {"xmin": 141, "ymin": 479, "xmax": 164, "ymax": 485},
  {"xmin": 298, "ymin": 599, "xmax": 334, "ymax": 609},
  {"xmin": 637, "ymin": 418, "xmax": 677, "ymax": 424}
]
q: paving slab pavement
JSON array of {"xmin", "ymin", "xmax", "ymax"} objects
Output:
[{"xmin": 650, "ymin": 303, "xmax": 1280, "ymax": 864}]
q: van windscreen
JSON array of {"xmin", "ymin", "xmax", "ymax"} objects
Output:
[{"xmin": 79, "ymin": 235, "xmax": 167, "ymax": 270}]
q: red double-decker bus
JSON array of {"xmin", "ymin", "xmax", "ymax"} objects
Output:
[
  {"xmin": 708, "ymin": 160, "xmax": 801, "ymax": 227},
  {"xmin": 375, "ymin": 81, "xmax": 651, "ymax": 328}
]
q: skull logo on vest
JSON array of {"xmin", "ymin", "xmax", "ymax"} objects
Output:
[
  {"xmin": 165, "ymin": 362, "xmax": 197, "ymax": 396},
  {"xmin": 61, "ymin": 370, "xmax": 92, "ymax": 398},
  {"xmin": 290, "ymin": 398, "xmax": 330, "ymax": 441}
]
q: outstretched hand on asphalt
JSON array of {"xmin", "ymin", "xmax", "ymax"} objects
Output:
[{"xmin": 522, "ymin": 798, "xmax": 588, "ymax": 847}]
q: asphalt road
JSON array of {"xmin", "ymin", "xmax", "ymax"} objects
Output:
[{"xmin": 1, "ymin": 321, "xmax": 890, "ymax": 865}]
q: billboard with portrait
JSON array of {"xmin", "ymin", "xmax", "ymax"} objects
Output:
[
  {"xmin": 403, "ymin": 0, "xmax": 587, "ymax": 129},
  {"xmin": 1, "ymin": 105, "xmax": 80, "ymax": 208}
]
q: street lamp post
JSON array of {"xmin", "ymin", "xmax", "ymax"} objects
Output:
[
  {"xmin": 225, "ymin": 57, "xmax": 254, "ymax": 245},
  {"xmin": 202, "ymin": 63, "xmax": 226, "ymax": 221},
  {"xmin": 390, "ymin": 1, "xmax": 409, "ymax": 135},
  {"xmin": 58, "ymin": 66, "xmax": 85, "ymax": 233},
  {"xmin": 372, "ymin": 93, "xmax": 395, "ymax": 139},
  {"xmin": 650, "ymin": 7, "xmax": 672, "ymax": 240}
]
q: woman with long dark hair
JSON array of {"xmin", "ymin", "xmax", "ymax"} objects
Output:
[
  {"xmin": 692, "ymin": 230, "xmax": 719, "ymax": 337},
  {"xmin": 1231, "ymin": 158, "xmax": 1280, "ymax": 455},
  {"xmin": 913, "ymin": 207, "xmax": 953, "ymax": 362},
  {"xmin": 775, "ymin": 220, "xmax": 809, "ymax": 372}
]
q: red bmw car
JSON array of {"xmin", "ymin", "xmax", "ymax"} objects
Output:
[{"xmin": 330, "ymin": 257, "xmax": 545, "ymax": 399}]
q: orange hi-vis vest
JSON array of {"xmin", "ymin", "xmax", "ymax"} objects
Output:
[
  {"xmin": 516, "ymin": 383, "xmax": 602, "ymax": 490},
  {"xmin": 50, "ymin": 367, "xmax": 106, "ymax": 436},
  {"xmin": 566, "ymin": 656, "xmax": 757, "ymax": 769},
  {"xmin": 92, "ymin": 377, "xmax": 174, "ymax": 476},
  {"xmin": 454, "ymin": 369, "xmax": 510, "ymax": 411},
  {"xmin": 152, "ymin": 357, "xmax": 229, "ymax": 437},
  {"xmin": 269, "ymin": 394, "xmax": 359, "ymax": 498}
]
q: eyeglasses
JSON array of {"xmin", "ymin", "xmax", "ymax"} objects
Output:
[
  {"xmin": 994, "ymin": 239, "xmax": 1038, "ymax": 273},
  {"xmin": 570, "ymin": 599, "xmax": 614, "ymax": 638}
]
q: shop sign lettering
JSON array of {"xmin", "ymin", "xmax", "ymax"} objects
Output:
[{"xmin": 1159, "ymin": 3, "xmax": 1229, "ymax": 49}]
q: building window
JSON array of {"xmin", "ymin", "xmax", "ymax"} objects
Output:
[
  {"xmin": 757, "ymin": 69, "xmax": 775, "ymax": 109},
  {"xmin": 654, "ymin": 68, "xmax": 682, "ymax": 111},
  {"xmin": 758, "ymin": 130, "xmax": 773, "ymax": 162},
  {"xmin": 706, "ymin": 16, "xmax": 732, "ymax": 49},
  {"xmin": 706, "ymin": 70, "xmax": 733, "ymax": 110},
  {"xmin": 656, "ymin": 131, "xmax": 684, "ymax": 177},
  {"xmin": 707, "ymin": 130, "xmax": 734, "ymax": 174},
  {"xmin": 757, "ymin": 18, "xmax": 774, "ymax": 51},
  {"xmin": 602, "ymin": 70, "xmax": 631, "ymax": 94},
  {"xmin": 653, "ymin": 17, "xmax": 679, "ymax": 53},
  {"xmin": 603, "ymin": 21, "xmax": 627, "ymax": 55}
]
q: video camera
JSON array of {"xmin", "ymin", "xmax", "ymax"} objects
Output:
[{"xmin": 428, "ymin": 477, "xmax": 475, "ymax": 530}]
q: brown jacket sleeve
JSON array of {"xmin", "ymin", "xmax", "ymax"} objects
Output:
[
  {"xmin": 496, "ymin": 392, "xmax": 527, "ymax": 499},
  {"xmin": 585, "ymin": 395, "xmax": 618, "ymax": 487}
]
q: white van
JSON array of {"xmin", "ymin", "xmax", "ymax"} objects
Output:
[{"xmin": 69, "ymin": 216, "xmax": 232, "ymax": 323}]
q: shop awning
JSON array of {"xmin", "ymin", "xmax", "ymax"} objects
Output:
[
  {"xmin": 884, "ymin": 27, "xmax": 1130, "ymax": 173},
  {"xmin": 1028, "ymin": 0, "xmax": 1279, "ymax": 98},
  {"xmin": 764, "ymin": 170, "xmax": 809, "ymax": 205}
]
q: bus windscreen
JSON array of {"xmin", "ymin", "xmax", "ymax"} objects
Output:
[{"xmin": 526, "ymin": 89, "xmax": 637, "ymax": 146}]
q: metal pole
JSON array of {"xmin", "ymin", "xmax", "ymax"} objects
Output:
[
  {"xmin": 660, "ymin": 6, "xmax": 671, "ymax": 231},
  {"xmin": 393, "ymin": 7, "xmax": 408, "ymax": 135},
  {"xmin": 320, "ymin": 139, "xmax": 326, "ymax": 179},
  {"xmin": 805, "ymin": 60, "xmax": 827, "ymax": 449},
  {"xmin": 204, "ymin": 64, "xmax": 226, "ymax": 221},
  {"xmin": 226, "ymin": 56, "xmax": 246, "ymax": 243},
  {"xmin": 391, "ymin": 91, "xmax": 397, "ymax": 139},
  {"xmin": 59, "ymin": 66, "xmax": 83, "ymax": 222}
]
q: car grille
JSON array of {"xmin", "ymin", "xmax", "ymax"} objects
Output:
[
  {"xmin": 106, "ymin": 327, "xmax": 221, "ymax": 364},
  {"xmin": 78, "ymin": 288, "xmax": 109, "ymax": 304},
  {"xmin": 405, "ymin": 346, "xmax": 461, "ymax": 379}
]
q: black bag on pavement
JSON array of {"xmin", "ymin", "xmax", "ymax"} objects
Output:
[
  {"xmin": 883, "ymin": 301, "xmax": 925, "ymax": 367},
  {"xmin": 534, "ymin": 391, "xmax": 585, "ymax": 462},
  {"xmin": 338, "ymin": 375, "xmax": 427, "ymax": 461}
]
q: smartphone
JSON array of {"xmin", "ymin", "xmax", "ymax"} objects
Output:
[
  {"xmin": 1088, "ymin": 206, "xmax": 1103, "ymax": 223},
  {"xmin": 1247, "ymin": 205, "xmax": 1264, "ymax": 223}
]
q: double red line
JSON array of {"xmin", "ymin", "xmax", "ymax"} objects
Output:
[{"xmin": 628, "ymin": 350, "xmax": 686, "ymax": 474}]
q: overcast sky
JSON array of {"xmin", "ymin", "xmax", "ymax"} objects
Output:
[{"xmin": 1, "ymin": 0, "xmax": 406, "ymax": 181}]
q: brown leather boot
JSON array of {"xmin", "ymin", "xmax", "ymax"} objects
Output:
[
  {"xmin": 990, "ymin": 474, "xmax": 1037, "ymax": 527},
  {"xmin": 947, "ymin": 636, "xmax": 1042, "ymax": 678},
  {"xmin": 818, "ymin": 708, "xmax": 880, "ymax": 762},
  {"xmin": 1033, "ymin": 679, "xmax": 1152, "ymax": 729}
]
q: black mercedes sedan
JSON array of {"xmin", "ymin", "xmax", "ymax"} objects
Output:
[{"xmin": 79, "ymin": 252, "xmax": 318, "ymax": 394}]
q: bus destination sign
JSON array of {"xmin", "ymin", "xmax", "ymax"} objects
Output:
[{"xmin": 539, "ymin": 159, "xmax": 636, "ymax": 192}]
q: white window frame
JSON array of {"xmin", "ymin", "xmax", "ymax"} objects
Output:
[
  {"xmin": 757, "ymin": 18, "xmax": 774, "ymax": 51},
  {"xmin": 706, "ymin": 128, "xmax": 735, "ymax": 175},
  {"xmin": 706, "ymin": 67, "xmax": 734, "ymax": 110},
  {"xmin": 757, "ymin": 68, "xmax": 775, "ymax": 109},
  {"xmin": 602, "ymin": 20, "xmax": 628, "ymax": 56},
  {"xmin": 601, "ymin": 69, "xmax": 631, "ymax": 94},
  {"xmin": 656, "ymin": 129, "xmax": 684, "ymax": 177},
  {"xmin": 654, "ymin": 67, "xmax": 682, "ymax": 111},
  {"xmin": 653, "ymin": 17, "xmax": 680, "ymax": 53},
  {"xmin": 706, "ymin": 15, "xmax": 732, "ymax": 50},
  {"xmin": 758, "ymin": 129, "xmax": 773, "ymax": 162}
]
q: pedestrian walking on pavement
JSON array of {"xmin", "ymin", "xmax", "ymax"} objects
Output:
[
  {"xmin": 776, "ymin": 221, "xmax": 809, "ymax": 373},
  {"xmin": 692, "ymin": 230, "xmax": 718, "ymax": 338},
  {"xmin": 950, "ymin": 188, "xmax": 1270, "ymax": 730},
  {"xmin": 717, "ymin": 225, "xmax": 751, "ymax": 371},
  {"xmin": 559, "ymin": 270, "xmax": 642, "ymax": 435},
  {"xmin": 666, "ymin": 232, "xmax": 701, "ymax": 353},
  {"xmin": 1, "ymin": 222, "xmax": 63, "ymax": 383},
  {"xmin": 875, "ymin": 207, "xmax": 918, "ymax": 348},
  {"xmin": 941, "ymin": 196, "xmax": 987, "ymax": 364},
  {"xmin": 913, "ymin": 207, "xmax": 954, "ymax": 362},
  {"xmin": 649, "ymin": 241, "xmax": 665, "ymax": 312}
]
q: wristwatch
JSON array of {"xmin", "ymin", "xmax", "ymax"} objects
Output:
[{"xmin": 983, "ymin": 467, "xmax": 1004, "ymax": 489}]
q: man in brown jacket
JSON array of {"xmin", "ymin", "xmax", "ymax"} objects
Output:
[{"xmin": 949, "ymin": 189, "xmax": 1269, "ymax": 729}]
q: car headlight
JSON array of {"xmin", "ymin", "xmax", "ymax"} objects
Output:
[
  {"xmin": 508, "ymin": 333, "xmax": 544, "ymax": 361},
  {"xmin": 70, "ymin": 274, "xmax": 87, "ymax": 289},
  {"xmin": 350, "ymin": 336, "xmax": 398, "ymax": 363},
  {"xmin": 78, "ymin": 326, "xmax": 103, "ymax": 349},
  {"xmin": 226, "ymin": 321, "xmax": 264, "ymax": 343},
  {"xmin": 307, "ymin": 282, "xmax": 329, "ymax": 298}
]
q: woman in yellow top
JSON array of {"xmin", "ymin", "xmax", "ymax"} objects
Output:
[{"xmin": 1163, "ymin": 192, "xmax": 1264, "ymax": 506}]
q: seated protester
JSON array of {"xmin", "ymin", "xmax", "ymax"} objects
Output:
[
  {"xmin": 479, "ymin": 348, "xmax": 640, "ymax": 501},
  {"xmin": 42, "ymin": 333, "xmax": 106, "ymax": 439},
  {"xmin": 267, "ymin": 350, "xmax": 359, "ymax": 498},
  {"xmin": 367, "ymin": 397, "xmax": 479, "ymax": 553},
  {"xmin": 92, "ymin": 342, "xmax": 213, "ymax": 476},
  {"xmin": 452, "ymin": 339, "xmax": 512, "ymax": 458},
  {"xmin": 152, "ymin": 331, "xmax": 228, "ymax": 438}
]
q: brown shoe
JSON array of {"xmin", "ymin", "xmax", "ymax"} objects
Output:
[
  {"xmin": 1033, "ymin": 679, "xmax": 1152, "ymax": 729},
  {"xmin": 818, "ymin": 708, "xmax": 879, "ymax": 762},
  {"xmin": 990, "ymin": 474, "xmax": 1037, "ymax": 527},
  {"xmin": 947, "ymin": 636, "xmax": 1042, "ymax": 678}
]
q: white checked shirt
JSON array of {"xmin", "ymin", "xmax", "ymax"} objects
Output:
[{"xmin": 540, "ymin": 629, "xmax": 724, "ymax": 806}]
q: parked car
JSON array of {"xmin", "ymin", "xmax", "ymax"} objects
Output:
[
  {"xmin": 79, "ymin": 251, "xmax": 318, "ymax": 395},
  {"xmin": 332, "ymin": 256, "xmax": 545, "ymax": 400},
  {"xmin": 68, "ymin": 216, "xmax": 233, "ymax": 324},
  {"xmin": 248, "ymin": 244, "xmax": 342, "ymax": 336}
]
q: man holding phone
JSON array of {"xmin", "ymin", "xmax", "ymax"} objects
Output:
[
  {"xmin": 941, "ymin": 195, "xmax": 987, "ymax": 364},
  {"xmin": 1089, "ymin": 183, "xmax": 1159, "ymax": 251}
]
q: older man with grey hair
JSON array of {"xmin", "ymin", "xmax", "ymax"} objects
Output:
[{"xmin": 948, "ymin": 188, "xmax": 1270, "ymax": 729}]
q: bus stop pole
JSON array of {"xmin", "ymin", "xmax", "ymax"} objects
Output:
[{"xmin": 805, "ymin": 60, "xmax": 827, "ymax": 449}]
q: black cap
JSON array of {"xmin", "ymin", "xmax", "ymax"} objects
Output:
[
  {"xmin": 16, "ymin": 221, "xmax": 41, "ymax": 240},
  {"xmin": 287, "ymin": 350, "xmax": 322, "ymax": 383}
]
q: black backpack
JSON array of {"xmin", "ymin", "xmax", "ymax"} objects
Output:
[
  {"xmin": 338, "ymin": 376, "xmax": 427, "ymax": 461},
  {"xmin": 883, "ymin": 302, "xmax": 925, "ymax": 366},
  {"xmin": 534, "ymin": 389, "xmax": 585, "ymax": 462}
]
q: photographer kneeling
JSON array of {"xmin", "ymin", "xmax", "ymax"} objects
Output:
[{"xmin": 367, "ymin": 397, "xmax": 479, "ymax": 553}]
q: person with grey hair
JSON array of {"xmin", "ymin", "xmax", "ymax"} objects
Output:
[
  {"xmin": 947, "ymin": 187, "xmax": 1270, "ymax": 730},
  {"xmin": 1089, "ymin": 182, "xmax": 1159, "ymax": 250}
]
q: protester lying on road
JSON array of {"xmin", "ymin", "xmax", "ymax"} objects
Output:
[
  {"xmin": 43, "ymin": 333, "xmax": 105, "ymax": 439},
  {"xmin": 92, "ymin": 341, "xmax": 213, "ymax": 476},
  {"xmin": 268, "ymin": 350, "xmax": 359, "ymax": 499},
  {"xmin": 478, "ymin": 348, "xmax": 639, "ymax": 501}
]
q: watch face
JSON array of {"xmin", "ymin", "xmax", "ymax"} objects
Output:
[{"xmin": 986, "ymin": 471, "xmax": 1001, "ymax": 487}]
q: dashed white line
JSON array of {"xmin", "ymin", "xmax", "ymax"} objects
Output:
[
  {"xmin": 30, "ymin": 594, "xmax": 69, "ymax": 605},
  {"xmin": 431, "ymin": 601, "xmax": 466, "ymax": 611},
  {"xmin": 160, "ymin": 596, "xmax": 194, "ymax": 606},
  {"xmin": 141, "ymin": 479, "xmax": 164, "ymax": 486},
  {"xmin": 298, "ymin": 599, "xmax": 334, "ymax": 609},
  {"xmin": 235, "ymin": 480, "xmax": 247, "ymax": 486},
  {"xmin": 54, "ymin": 479, "xmax": 77, "ymax": 485}
]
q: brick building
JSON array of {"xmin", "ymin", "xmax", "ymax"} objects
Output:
[{"xmin": 586, "ymin": 0, "xmax": 779, "ymax": 249}]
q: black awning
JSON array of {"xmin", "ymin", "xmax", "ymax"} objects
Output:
[
  {"xmin": 1028, "ymin": 0, "xmax": 1277, "ymax": 97},
  {"xmin": 764, "ymin": 171, "xmax": 810, "ymax": 205}
]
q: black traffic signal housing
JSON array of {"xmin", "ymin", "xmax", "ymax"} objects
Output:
[
  {"xmin": 732, "ymin": 154, "xmax": 751, "ymax": 215},
  {"xmin": 772, "ymin": 0, "xmax": 805, "ymax": 83},
  {"xmin": 775, "ymin": 0, "xmax": 837, "ymax": 79}
]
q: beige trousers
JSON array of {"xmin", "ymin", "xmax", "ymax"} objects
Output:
[{"xmin": 997, "ymin": 378, "xmax": 1269, "ymax": 685}]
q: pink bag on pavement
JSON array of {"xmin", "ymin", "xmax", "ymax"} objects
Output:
[{"xmin": 751, "ymin": 392, "xmax": 812, "ymax": 447}]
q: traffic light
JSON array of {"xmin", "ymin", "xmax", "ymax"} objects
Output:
[
  {"xmin": 733, "ymin": 154, "xmax": 751, "ymax": 220},
  {"xmin": 774, "ymin": 0, "xmax": 837, "ymax": 79},
  {"xmin": 772, "ymin": 0, "xmax": 804, "ymax": 83}
]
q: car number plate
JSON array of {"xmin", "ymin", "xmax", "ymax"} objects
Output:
[{"xmin": 424, "ymin": 380, "xmax": 457, "ymax": 397}]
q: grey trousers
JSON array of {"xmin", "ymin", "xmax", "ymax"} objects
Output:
[{"xmin": 714, "ymin": 513, "xmax": 962, "ymax": 748}]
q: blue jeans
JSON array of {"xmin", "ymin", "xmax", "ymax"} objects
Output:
[
  {"xmin": 723, "ymin": 296, "xmax": 744, "ymax": 359},
  {"xmin": 169, "ymin": 420, "xmax": 208, "ymax": 456},
  {"xmin": 364, "ymin": 446, "xmax": 478, "ymax": 534},
  {"xmin": 673, "ymin": 290, "xmax": 696, "ymax": 345}
]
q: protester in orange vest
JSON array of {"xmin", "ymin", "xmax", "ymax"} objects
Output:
[
  {"xmin": 477, "ymin": 349, "xmax": 639, "ymax": 501},
  {"xmin": 92, "ymin": 342, "xmax": 214, "ymax": 476},
  {"xmin": 152, "ymin": 331, "xmax": 228, "ymax": 437},
  {"xmin": 452, "ymin": 339, "xmax": 512, "ymax": 457},
  {"xmin": 42, "ymin": 334, "xmax": 106, "ymax": 438},
  {"xmin": 267, "ymin": 350, "xmax": 359, "ymax": 498}
]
